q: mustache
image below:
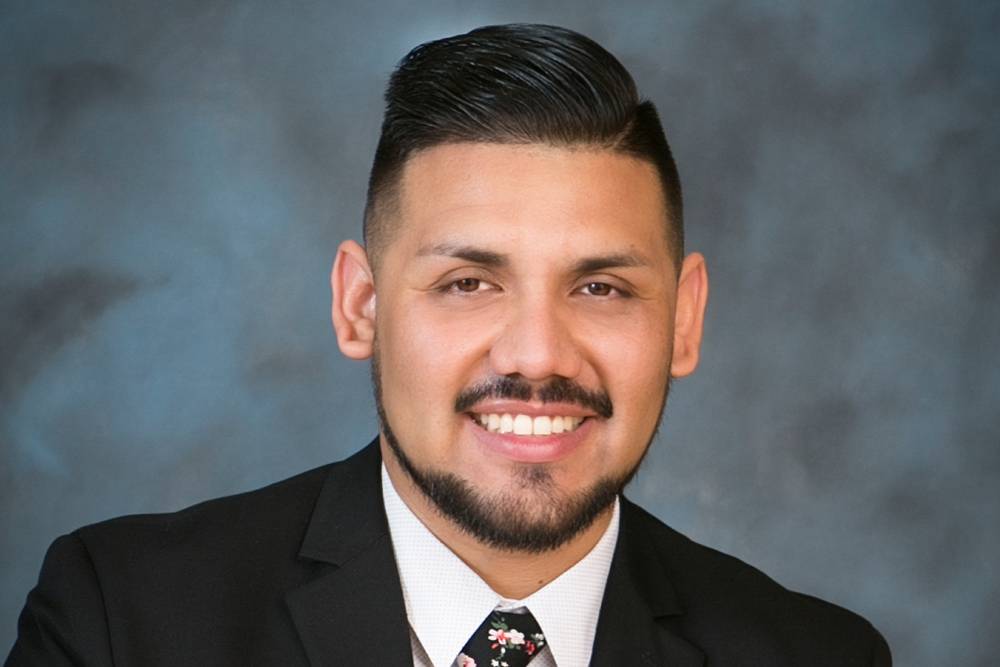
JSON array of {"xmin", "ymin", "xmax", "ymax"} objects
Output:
[{"xmin": 454, "ymin": 376, "xmax": 613, "ymax": 419}]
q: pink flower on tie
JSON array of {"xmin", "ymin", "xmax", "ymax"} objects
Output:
[
  {"xmin": 457, "ymin": 653, "xmax": 476, "ymax": 667},
  {"xmin": 488, "ymin": 628, "xmax": 508, "ymax": 646}
]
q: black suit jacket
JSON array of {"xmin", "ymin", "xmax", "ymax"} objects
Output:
[{"xmin": 7, "ymin": 441, "xmax": 891, "ymax": 666}]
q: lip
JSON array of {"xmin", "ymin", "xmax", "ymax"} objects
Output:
[{"xmin": 465, "ymin": 412, "xmax": 596, "ymax": 463}]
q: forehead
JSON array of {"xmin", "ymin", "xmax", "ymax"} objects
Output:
[{"xmin": 392, "ymin": 143, "xmax": 670, "ymax": 259}]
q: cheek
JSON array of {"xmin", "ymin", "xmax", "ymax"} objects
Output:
[
  {"xmin": 591, "ymin": 302, "xmax": 671, "ymax": 365},
  {"xmin": 589, "ymin": 311, "xmax": 673, "ymax": 426},
  {"xmin": 377, "ymin": 301, "xmax": 495, "ymax": 411}
]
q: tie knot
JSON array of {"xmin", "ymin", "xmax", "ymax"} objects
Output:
[{"xmin": 458, "ymin": 608, "xmax": 546, "ymax": 667}]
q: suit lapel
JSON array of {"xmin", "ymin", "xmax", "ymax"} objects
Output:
[
  {"xmin": 590, "ymin": 498, "xmax": 705, "ymax": 666},
  {"xmin": 285, "ymin": 441, "xmax": 412, "ymax": 666},
  {"xmin": 285, "ymin": 445, "xmax": 705, "ymax": 666}
]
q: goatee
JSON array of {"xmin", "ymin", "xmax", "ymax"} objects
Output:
[{"xmin": 371, "ymin": 350, "xmax": 669, "ymax": 553}]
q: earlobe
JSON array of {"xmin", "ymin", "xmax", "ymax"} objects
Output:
[
  {"xmin": 670, "ymin": 252, "xmax": 709, "ymax": 378},
  {"xmin": 331, "ymin": 240, "xmax": 377, "ymax": 360}
]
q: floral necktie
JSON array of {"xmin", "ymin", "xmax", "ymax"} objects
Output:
[{"xmin": 456, "ymin": 608, "xmax": 547, "ymax": 667}]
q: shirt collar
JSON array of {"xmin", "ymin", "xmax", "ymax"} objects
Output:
[{"xmin": 382, "ymin": 464, "xmax": 620, "ymax": 667}]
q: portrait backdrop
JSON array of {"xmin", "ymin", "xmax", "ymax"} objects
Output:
[{"xmin": 2, "ymin": 2, "xmax": 998, "ymax": 665}]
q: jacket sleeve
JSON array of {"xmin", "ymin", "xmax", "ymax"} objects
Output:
[{"xmin": 5, "ymin": 533, "xmax": 114, "ymax": 667}]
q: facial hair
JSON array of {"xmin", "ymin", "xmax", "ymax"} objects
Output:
[{"xmin": 371, "ymin": 347, "xmax": 670, "ymax": 553}]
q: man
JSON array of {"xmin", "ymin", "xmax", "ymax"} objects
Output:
[{"xmin": 7, "ymin": 24, "xmax": 890, "ymax": 666}]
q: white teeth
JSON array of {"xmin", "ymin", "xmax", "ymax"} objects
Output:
[
  {"xmin": 475, "ymin": 413, "xmax": 585, "ymax": 435},
  {"xmin": 513, "ymin": 414, "xmax": 533, "ymax": 435},
  {"xmin": 500, "ymin": 414, "xmax": 514, "ymax": 434}
]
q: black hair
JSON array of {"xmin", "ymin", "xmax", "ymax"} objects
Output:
[{"xmin": 364, "ymin": 23, "xmax": 683, "ymax": 270}]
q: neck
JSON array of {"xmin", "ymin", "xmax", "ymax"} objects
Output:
[{"xmin": 381, "ymin": 441, "xmax": 614, "ymax": 599}]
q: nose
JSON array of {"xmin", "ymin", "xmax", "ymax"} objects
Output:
[{"xmin": 488, "ymin": 290, "xmax": 583, "ymax": 381}]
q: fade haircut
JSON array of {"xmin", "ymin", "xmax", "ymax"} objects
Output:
[{"xmin": 363, "ymin": 23, "xmax": 684, "ymax": 272}]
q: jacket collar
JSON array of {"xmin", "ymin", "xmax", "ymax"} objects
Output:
[
  {"xmin": 286, "ymin": 441, "xmax": 704, "ymax": 666},
  {"xmin": 589, "ymin": 497, "xmax": 705, "ymax": 666},
  {"xmin": 286, "ymin": 439, "xmax": 413, "ymax": 666}
]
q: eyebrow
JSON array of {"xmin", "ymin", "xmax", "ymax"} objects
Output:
[
  {"xmin": 416, "ymin": 243, "xmax": 651, "ymax": 273},
  {"xmin": 570, "ymin": 253, "xmax": 650, "ymax": 274},
  {"xmin": 416, "ymin": 243, "xmax": 508, "ymax": 267}
]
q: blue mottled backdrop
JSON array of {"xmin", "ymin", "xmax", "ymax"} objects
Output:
[{"xmin": 2, "ymin": 2, "xmax": 998, "ymax": 664}]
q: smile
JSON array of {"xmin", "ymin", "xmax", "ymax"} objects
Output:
[{"xmin": 471, "ymin": 413, "xmax": 586, "ymax": 436}]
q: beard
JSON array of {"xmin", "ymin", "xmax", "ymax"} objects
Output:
[{"xmin": 371, "ymin": 346, "xmax": 671, "ymax": 554}]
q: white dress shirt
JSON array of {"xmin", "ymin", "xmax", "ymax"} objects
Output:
[{"xmin": 381, "ymin": 465, "xmax": 620, "ymax": 667}]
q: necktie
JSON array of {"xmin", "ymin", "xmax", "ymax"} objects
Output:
[{"xmin": 456, "ymin": 608, "xmax": 546, "ymax": 667}]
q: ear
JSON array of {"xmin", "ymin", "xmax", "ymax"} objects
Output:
[
  {"xmin": 331, "ymin": 240, "xmax": 376, "ymax": 360},
  {"xmin": 670, "ymin": 252, "xmax": 709, "ymax": 378}
]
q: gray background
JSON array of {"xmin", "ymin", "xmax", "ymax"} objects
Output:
[{"xmin": 2, "ymin": 1, "xmax": 998, "ymax": 664}]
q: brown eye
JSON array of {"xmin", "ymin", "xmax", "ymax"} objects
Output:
[
  {"xmin": 454, "ymin": 278, "xmax": 481, "ymax": 292},
  {"xmin": 585, "ymin": 282, "xmax": 613, "ymax": 296}
]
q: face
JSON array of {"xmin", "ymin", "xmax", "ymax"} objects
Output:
[{"xmin": 334, "ymin": 143, "xmax": 707, "ymax": 552}]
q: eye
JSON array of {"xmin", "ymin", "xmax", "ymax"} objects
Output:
[
  {"xmin": 441, "ymin": 276, "xmax": 497, "ymax": 295},
  {"xmin": 581, "ymin": 282, "xmax": 616, "ymax": 297}
]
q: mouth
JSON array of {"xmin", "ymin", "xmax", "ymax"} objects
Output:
[
  {"xmin": 467, "ymin": 412, "xmax": 588, "ymax": 436},
  {"xmin": 464, "ymin": 406, "xmax": 597, "ymax": 464}
]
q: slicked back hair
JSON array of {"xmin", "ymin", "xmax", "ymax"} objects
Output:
[{"xmin": 363, "ymin": 23, "xmax": 684, "ymax": 273}]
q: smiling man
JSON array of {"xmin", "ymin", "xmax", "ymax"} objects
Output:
[
  {"xmin": 8, "ymin": 24, "xmax": 890, "ymax": 667},
  {"xmin": 344, "ymin": 144, "xmax": 686, "ymax": 559}
]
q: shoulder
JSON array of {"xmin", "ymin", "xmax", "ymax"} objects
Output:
[
  {"xmin": 620, "ymin": 498, "xmax": 891, "ymax": 665},
  {"xmin": 53, "ymin": 441, "xmax": 381, "ymax": 593},
  {"xmin": 74, "ymin": 440, "xmax": 387, "ymax": 599},
  {"xmin": 9, "ymin": 448, "xmax": 382, "ymax": 665},
  {"xmin": 75, "ymin": 461, "xmax": 335, "ymax": 566}
]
